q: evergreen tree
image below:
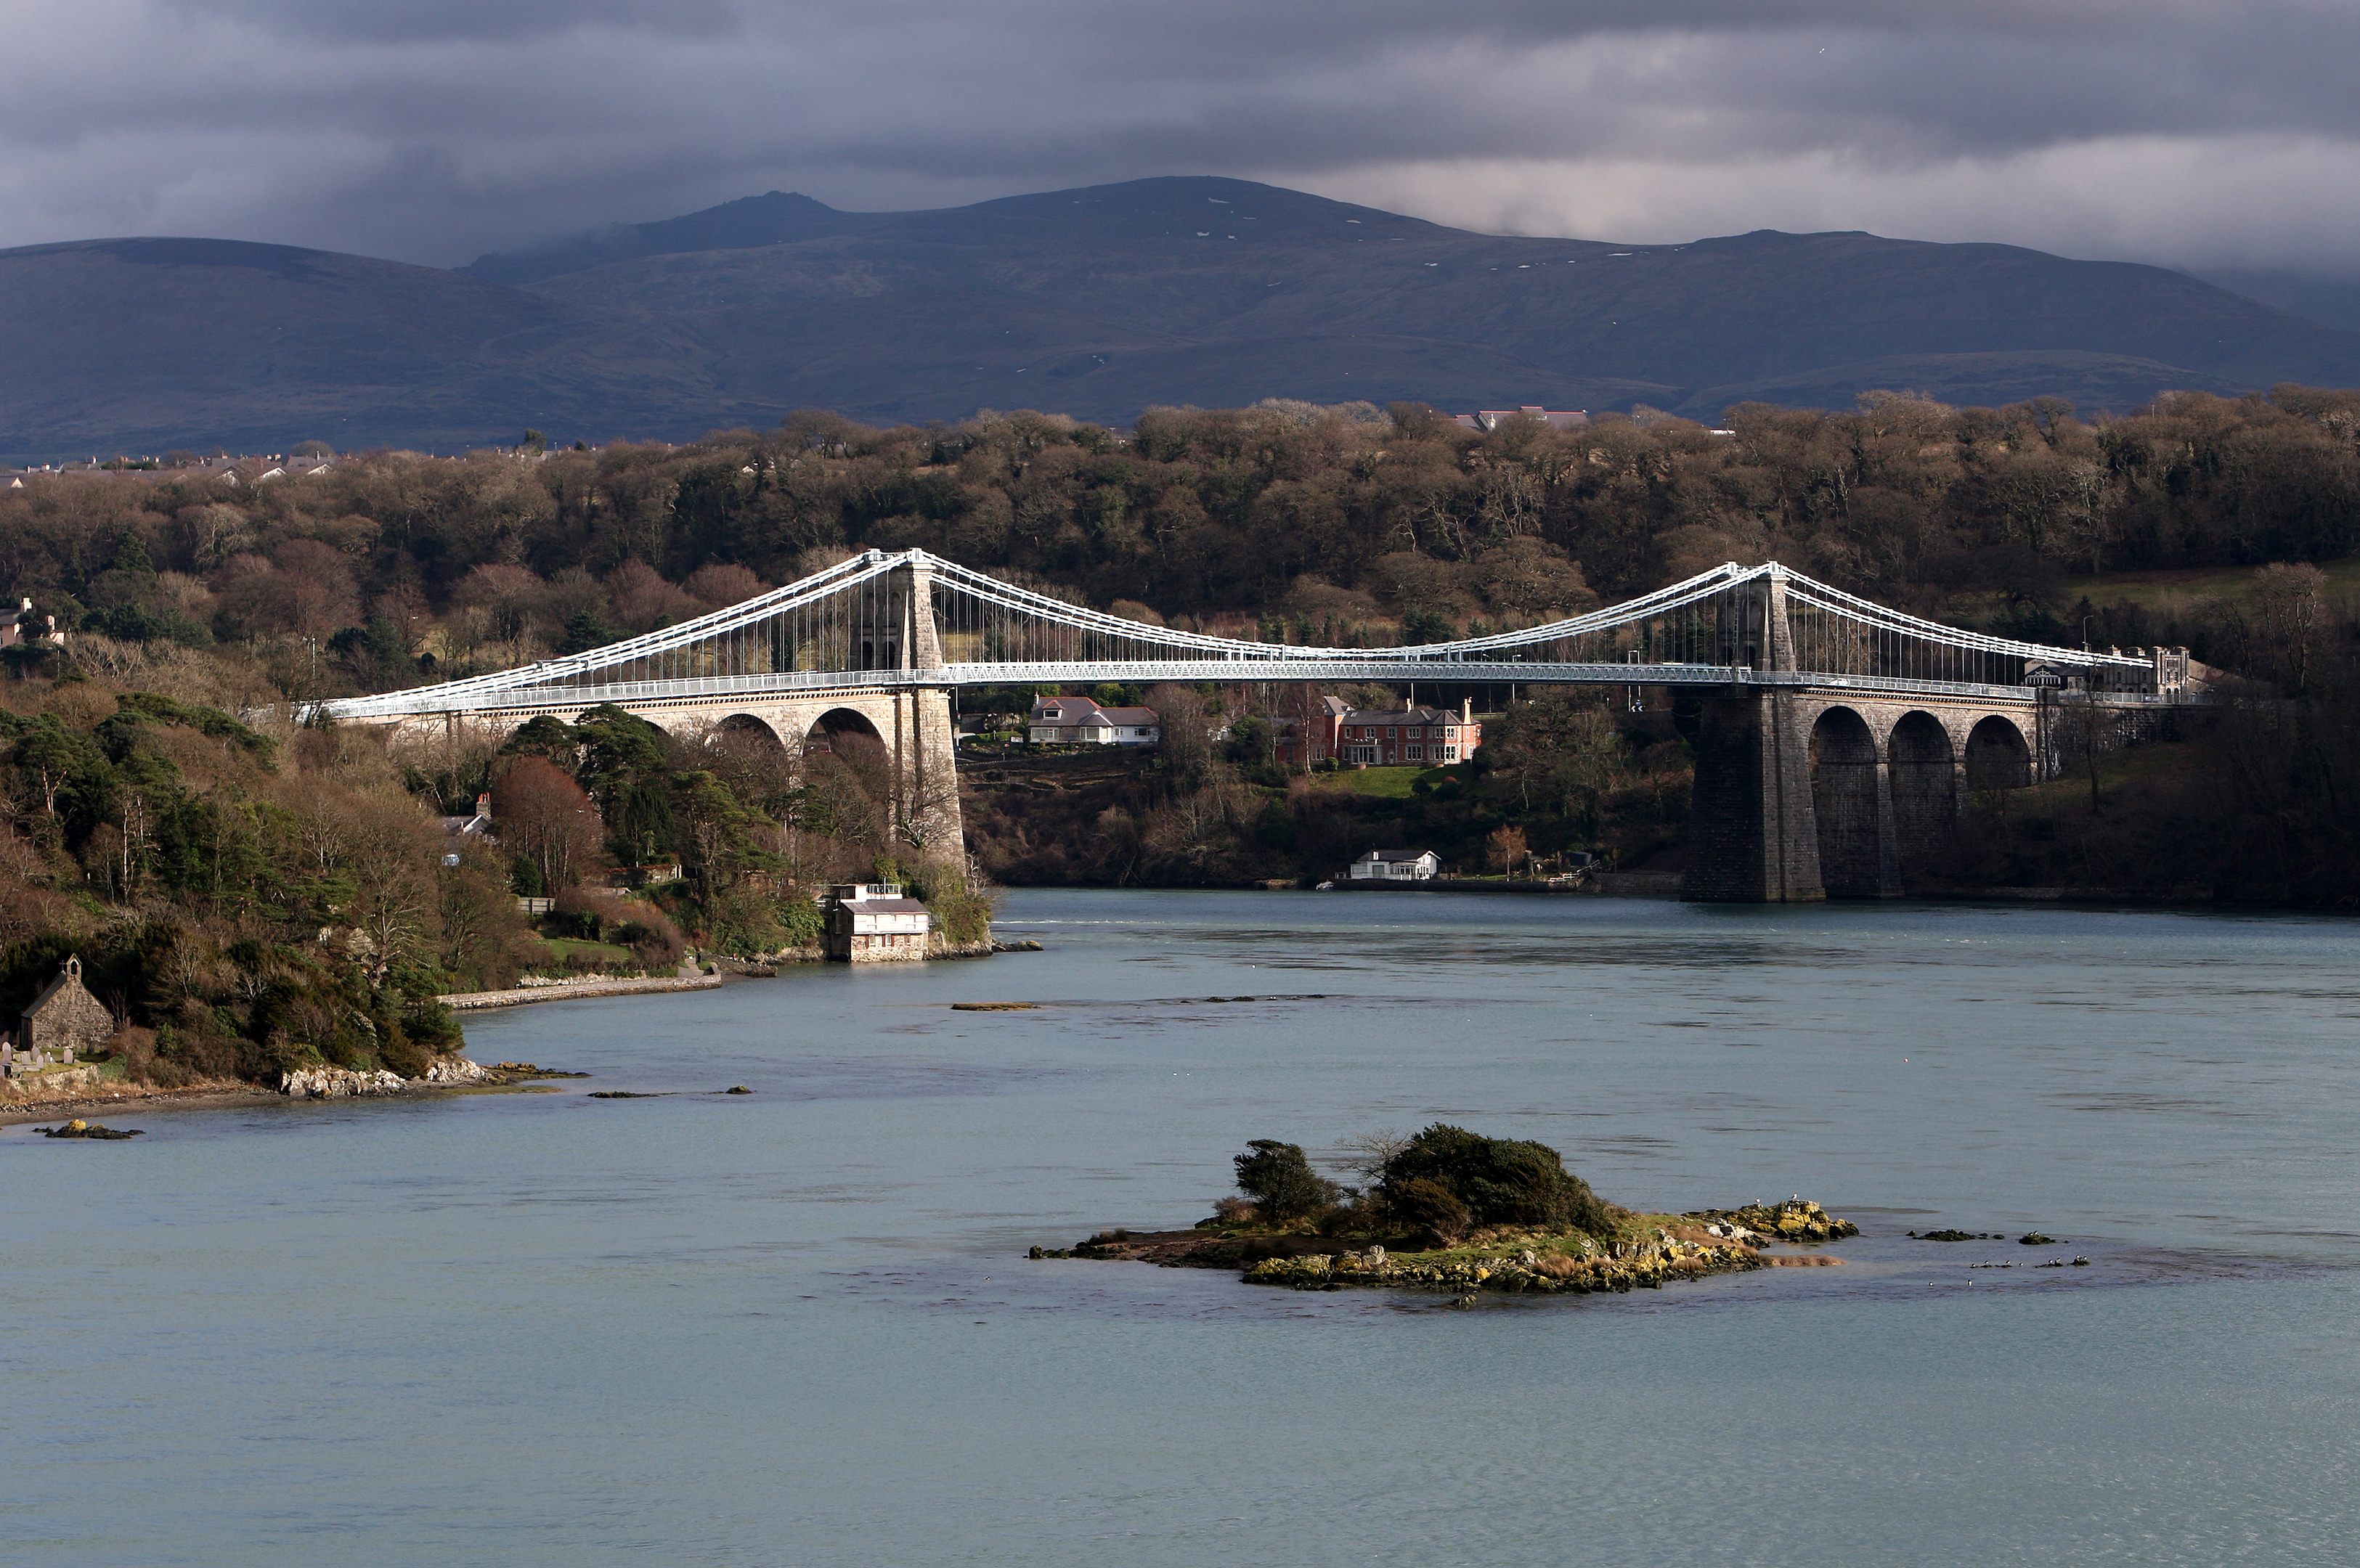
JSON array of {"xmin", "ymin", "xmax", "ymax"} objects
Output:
[{"xmin": 1233, "ymin": 1139, "xmax": 1339, "ymax": 1222}]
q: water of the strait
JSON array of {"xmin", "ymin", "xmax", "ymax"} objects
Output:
[{"xmin": 6, "ymin": 890, "xmax": 2358, "ymax": 1567}]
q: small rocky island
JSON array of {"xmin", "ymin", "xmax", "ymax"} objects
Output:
[{"xmin": 1030, "ymin": 1124, "xmax": 1858, "ymax": 1297}]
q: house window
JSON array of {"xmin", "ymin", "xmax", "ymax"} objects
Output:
[
  {"xmin": 1386, "ymin": 727, "xmax": 1398, "ymax": 738},
  {"xmin": 1441, "ymin": 746, "xmax": 1457, "ymax": 760},
  {"xmin": 1407, "ymin": 727, "xmax": 1422, "ymax": 739},
  {"xmin": 1444, "ymin": 727, "xmax": 1457, "ymax": 738},
  {"xmin": 1407, "ymin": 746, "xmax": 1424, "ymax": 760}
]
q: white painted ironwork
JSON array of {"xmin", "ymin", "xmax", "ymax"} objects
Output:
[{"xmin": 314, "ymin": 547, "xmax": 2166, "ymax": 722}]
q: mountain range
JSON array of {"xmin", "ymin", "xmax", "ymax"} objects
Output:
[{"xmin": 4, "ymin": 176, "xmax": 2357, "ymax": 459}]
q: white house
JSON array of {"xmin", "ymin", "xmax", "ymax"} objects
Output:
[
  {"xmin": 1028, "ymin": 695, "xmax": 1160, "ymax": 746},
  {"xmin": 821, "ymin": 882, "xmax": 933, "ymax": 963},
  {"xmin": 1349, "ymin": 849, "xmax": 1441, "ymax": 881}
]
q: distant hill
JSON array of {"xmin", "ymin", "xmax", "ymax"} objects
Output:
[
  {"xmin": 2189, "ymin": 269, "xmax": 2360, "ymax": 332},
  {"xmin": 0, "ymin": 237, "xmax": 746, "ymax": 458},
  {"xmin": 4, "ymin": 177, "xmax": 2359, "ymax": 458},
  {"xmin": 460, "ymin": 191, "xmax": 893, "ymax": 287}
]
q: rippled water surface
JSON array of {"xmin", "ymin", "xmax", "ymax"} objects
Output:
[{"xmin": 7, "ymin": 891, "xmax": 2359, "ymax": 1566}]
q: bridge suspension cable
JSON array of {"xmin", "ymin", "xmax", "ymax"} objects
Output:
[{"xmin": 315, "ymin": 548, "xmax": 2165, "ymax": 722}]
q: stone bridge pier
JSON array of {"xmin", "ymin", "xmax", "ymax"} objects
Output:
[
  {"xmin": 1680, "ymin": 689, "xmax": 2043, "ymax": 902},
  {"xmin": 609, "ymin": 686, "xmax": 964, "ymax": 857}
]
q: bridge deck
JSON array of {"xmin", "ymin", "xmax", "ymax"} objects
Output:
[{"xmin": 320, "ymin": 661, "xmax": 2181, "ymax": 720}]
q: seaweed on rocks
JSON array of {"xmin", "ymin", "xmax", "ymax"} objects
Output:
[
  {"xmin": 1236, "ymin": 1235, "xmax": 1766, "ymax": 1295},
  {"xmin": 1683, "ymin": 1199, "xmax": 1859, "ymax": 1243},
  {"xmin": 38, "ymin": 1119, "xmax": 143, "ymax": 1139}
]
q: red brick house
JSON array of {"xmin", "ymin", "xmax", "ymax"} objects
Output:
[
  {"xmin": 1331, "ymin": 701, "xmax": 1481, "ymax": 767},
  {"xmin": 1279, "ymin": 698, "xmax": 1482, "ymax": 767},
  {"xmin": 1274, "ymin": 695, "xmax": 1351, "ymax": 766}
]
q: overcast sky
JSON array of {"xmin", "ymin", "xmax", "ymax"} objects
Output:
[{"xmin": 4, "ymin": 1, "xmax": 2355, "ymax": 276}]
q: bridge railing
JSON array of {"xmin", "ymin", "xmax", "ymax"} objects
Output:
[
  {"xmin": 312, "ymin": 549, "xmax": 2186, "ymax": 722},
  {"xmin": 309, "ymin": 661, "xmax": 2195, "ymax": 720}
]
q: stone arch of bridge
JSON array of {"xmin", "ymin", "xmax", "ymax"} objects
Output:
[
  {"xmin": 709, "ymin": 712, "xmax": 787, "ymax": 751},
  {"xmin": 656, "ymin": 690, "xmax": 961, "ymax": 859},
  {"xmin": 1807, "ymin": 705, "xmax": 1897, "ymax": 898},
  {"xmin": 374, "ymin": 686, "xmax": 964, "ymax": 863},
  {"xmin": 803, "ymin": 706, "xmax": 884, "ymax": 756},
  {"xmin": 1964, "ymin": 714, "xmax": 2034, "ymax": 793},
  {"xmin": 1692, "ymin": 691, "xmax": 2038, "ymax": 906},
  {"xmin": 1886, "ymin": 711, "xmax": 1958, "ymax": 877}
]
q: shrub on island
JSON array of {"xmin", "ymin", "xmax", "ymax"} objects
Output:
[
  {"xmin": 1045, "ymin": 1131, "xmax": 1856, "ymax": 1297},
  {"xmin": 1210, "ymin": 1123, "xmax": 1614, "ymax": 1247},
  {"xmin": 1374, "ymin": 1123, "xmax": 1614, "ymax": 1242}
]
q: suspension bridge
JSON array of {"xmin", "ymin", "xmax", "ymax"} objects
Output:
[{"xmin": 318, "ymin": 548, "xmax": 2195, "ymax": 902}]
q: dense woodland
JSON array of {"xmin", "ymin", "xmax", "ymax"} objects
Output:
[
  {"xmin": 0, "ymin": 692, "xmax": 499, "ymax": 1087},
  {"xmin": 1, "ymin": 388, "xmax": 2356, "ymax": 1090},
  {"xmin": 961, "ymin": 682, "xmax": 1696, "ymax": 891},
  {"xmin": 0, "ymin": 674, "xmax": 992, "ymax": 1089},
  {"xmin": 5, "ymin": 386, "xmax": 2356, "ymax": 682}
]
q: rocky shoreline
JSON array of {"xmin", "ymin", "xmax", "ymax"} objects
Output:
[
  {"xmin": 0, "ymin": 1073, "xmax": 270, "ymax": 1124},
  {"xmin": 1, "ymin": 1057, "xmax": 585, "ymax": 1124},
  {"xmin": 277, "ymin": 1059, "xmax": 585, "ymax": 1098},
  {"xmin": 441, "ymin": 975, "xmax": 725, "ymax": 1010},
  {"xmin": 1031, "ymin": 1197, "xmax": 1856, "ymax": 1298}
]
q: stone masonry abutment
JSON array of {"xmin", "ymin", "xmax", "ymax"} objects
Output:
[
  {"xmin": 1681, "ymin": 690, "xmax": 2058, "ymax": 902},
  {"xmin": 370, "ymin": 685, "xmax": 965, "ymax": 857}
]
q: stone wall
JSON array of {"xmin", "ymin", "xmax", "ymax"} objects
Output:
[{"xmin": 19, "ymin": 965, "xmax": 113, "ymax": 1058}]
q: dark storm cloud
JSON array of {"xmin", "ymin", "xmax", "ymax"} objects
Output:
[
  {"xmin": 4, "ymin": 1, "xmax": 2356, "ymax": 275},
  {"xmin": 158, "ymin": 0, "xmax": 746, "ymax": 41}
]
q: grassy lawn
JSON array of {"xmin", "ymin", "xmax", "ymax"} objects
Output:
[
  {"xmin": 2058, "ymin": 556, "xmax": 2360, "ymax": 612},
  {"xmin": 2008, "ymin": 740, "xmax": 2200, "ymax": 810},
  {"xmin": 537, "ymin": 936, "xmax": 637, "ymax": 965},
  {"xmin": 1301, "ymin": 763, "xmax": 1470, "ymax": 799}
]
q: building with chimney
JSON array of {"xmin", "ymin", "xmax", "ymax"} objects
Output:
[
  {"xmin": 1028, "ymin": 694, "xmax": 1160, "ymax": 746},
  {"xmin": 1274, "ymin": 695, "xmax": 1352, "ymax": 767},
  {"xmin": 1333, "ymin": 701, "xmax": 1481, "ymax": 766},
  {"xmin": 1347, "ymin": 849, "xmax": 1443, "ymax": 881},
  {"xmin": 821, "ymin": 883, "xmax": 934, "ymax": 963},
  {"xmin": 0, "ymin": 597, "xmax": 64, "ymax": 648}
]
